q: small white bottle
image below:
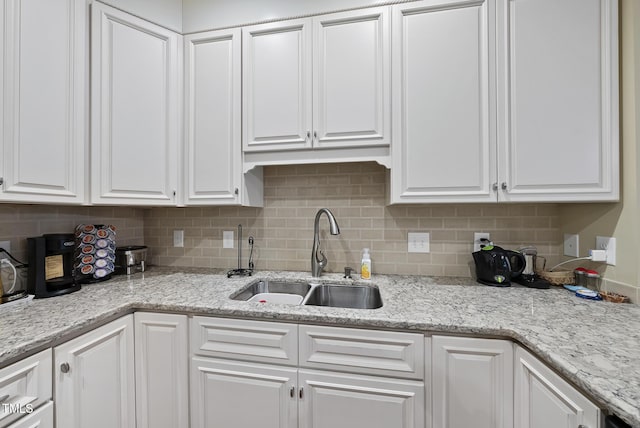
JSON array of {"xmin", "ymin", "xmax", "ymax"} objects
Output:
[{"xmin": 361, "ymin": 248, "xmax": 372, "ymax": 280}]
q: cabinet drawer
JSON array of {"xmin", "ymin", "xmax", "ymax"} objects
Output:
[
  {"xmin": 5, "ymin": 401, "xmax": 53, "ymax": 428},
  {"xmin": 0, "ymin": 350, "xmax": 52, "ymax": 428},
  {"xmin": 191, "ymin": 317, "xmax": 298, "ymax": 366},
  {"xmin": 299, "ymin": 325, "xmax": 424, "ymax": 379}
]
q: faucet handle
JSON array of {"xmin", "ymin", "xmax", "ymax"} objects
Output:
[
  {"xmin": 344, "ymin": 267, "xmax": 353, "ymax": 279},
  {"xmin": 315, "ymin": 248, "xmax": 327, "ymax": 268}
]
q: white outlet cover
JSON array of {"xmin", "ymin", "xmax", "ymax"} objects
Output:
[
  {"xmin": 223, "ymin": 231, "xmax": 234, "ymax": 249},
  {"xmin": 408, "ymin": 232, "xmax": 430, "ymax": 253},
  {"xmin": 173, "ymin": 230, "xmax": 184, "ymax": 248},
  {"xmin": 596, "ymin": 236, "xmax": 616, "ymax": 266},
  {"xmin": 563, "ymin": 234, "xmax": 579, "ymax": 257}
]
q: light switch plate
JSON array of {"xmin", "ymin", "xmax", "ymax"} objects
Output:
[
  {"xmin": 0, "ymin": 241, "xmax": 10, "ymax": 260},
  {"xmin": 408, "ymin": 232, "xmax": 430, "ymax": 253},
  {"xmin": 173, "ymin": 230, "xmax": 184, "ymax": 248},
  {"xmin": 596, "ymin": 236, "xmax": 616, "ymax": 265},
  {"xmin": 563, "ymin": 234, "xmax": 579, "ymax": 257},
  {"xmin": 223, "ymin": 231, "xmax": 234, "ymax": 249}
]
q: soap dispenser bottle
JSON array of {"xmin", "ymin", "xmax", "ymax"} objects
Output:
[{"xmin": 361, "ymin": 248, "xmax": 371, "ymax": 280}]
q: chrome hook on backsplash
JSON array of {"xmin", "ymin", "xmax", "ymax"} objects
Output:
[{"xmin": 227, "ymin": 224, "xmax": 254, "ymax": 278}]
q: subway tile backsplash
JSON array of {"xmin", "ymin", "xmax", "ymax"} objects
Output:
[
  {"xmin": 0, "ymin": 163, "xmax": 562, "ymax": 277},
  {"xmin": 145, "ymin": 162, "xmax": 562, "ymax": 276},
  {"xmin": 0, "ymin": 205, "xmax": 145, "ymax": 262}
]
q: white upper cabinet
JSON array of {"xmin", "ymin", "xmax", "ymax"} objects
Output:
[
  {"xmin": 496, "ymin": 0, "xmax": 619, "ymax": 202},
  {"xmin": 242, "ymin": 7, "xmax": 391, "ymax": 169},
  {"xmin": 91, "ymin": 2, "xmax": 181, "ymax": 205},
  {"xmin": 243, "ymin": 18, "xmax": 313, "ymax": 153},
  {"xmin": 0, "ymin": 0, "xmax": 88, "ymax": 204},
  {"xmin": 390, "ymin": 0, "xmax": 619, "ymax": 203},
  {"xmin": 312, "ymin": 9, "xmax": 390, "ymax": 149},
  {"xmin": 184, "ymin": 28, "xmax": 263, "ymax": 206},
  {"xmin": 390, "ymin": 0, "xmax": 496, "ymax": 203}
]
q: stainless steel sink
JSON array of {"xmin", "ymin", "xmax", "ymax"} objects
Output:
[
  {"xmin": 230, "ymin": 280, "xmax": 311, "ymax": 301},
  {"xmin": 303, "ymin": 284, "xmax": 383, "ymax": 309},
  {"xmin": 230, "ymin": 279, "xmax": 383, "ymax": 309}
]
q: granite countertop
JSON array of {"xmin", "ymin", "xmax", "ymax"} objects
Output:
[{"xmin": 1, "ymin": 267, "xmax": 638, "ymax": 427}]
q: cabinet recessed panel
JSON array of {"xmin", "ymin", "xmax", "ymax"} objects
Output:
[
  {"xmin": 108, "ymin": 21, "xmax": 167, "ymax": 192},
  {"xmin": 314, "ymin": 8, "xmax": 390, "ymax": 148},
  {"xmin": 391, "ymin": 0, "xmax": 495, "ymax": 202},
  {"xmin": 17, "ymin": 0, "xmax": 69, "ymax": 187},
  {"xmin": 243, "ymin": 21, "xmax": 312, "ymax": 151}
]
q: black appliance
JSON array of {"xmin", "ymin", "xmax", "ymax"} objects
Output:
[
  {"xmin": 27, "ymin": 234, "xmax": 81, "ymax": 298},
  {"xmin": 472, "ymin": 245, "xmax": 526, "ymax": 287}
]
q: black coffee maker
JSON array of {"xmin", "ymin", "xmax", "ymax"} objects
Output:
[
  {"xmin": 472, "ymin": 245, "xmax": 526, "ymax": 287},
  {"xmin": 27, "ymin": 234, "xmax": 81, "ymax": 298}
]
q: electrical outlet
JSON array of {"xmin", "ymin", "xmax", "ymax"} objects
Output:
[
  {"xmin": 173, "ymin": 230, "xmax": 184, "ymax": 248},
  {"xmin": 563, "ymin": 234, "xmax": 579, "ymax": 257},
  {"xmin": 223, "ymin": 231, "xmax": 234, "ymax": 249},
  {"xmin": 0, "ymin": 241, "xmax": 10, "ymax": 260},
  {"xmin": 408, "ymin": 232, "xmax": 430, "ymax": 253},
  {"xmin": 596, "ymin": 236, "xmax": 616, "ymax": 265},
  {"xmin": 473, "ymin": 232, "xmax": 490, "ymax": 252}
]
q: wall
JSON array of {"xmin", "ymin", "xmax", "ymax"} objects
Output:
[
  {"xmin": 183, "ymin": 0, "xmax": 396, "ymax": 33},
  {"xmin": 558, "ymin": 0, "xmax": 640, "ymax": 303},
  {"xmin": 145, "ymin": 162, "xmax": 562, "ymax": 276},
  {"xmin": 0, "ymin": 206, "xmax": 145, "ymax": 263}
]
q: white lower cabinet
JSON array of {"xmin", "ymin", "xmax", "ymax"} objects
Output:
[
  {"xmin": 134, "ymin": 312, "xmax": 189, "ymax": 428},
  {"xmin": 54, "ymin": 315, "xmax": 135, "ymax": 428},
  {"xmin": 190, "ymin": 317, "xmax": 425, "ymax": 428},
  {"xmin": 4, "ymin": 401, "xmax": 53, "ymax": 428},
  {"xmin": 0, "ymin": 350, "xmax": 52, "ymax": 428},
  {"xmin": 431, "ymin": 336, "xmax": 513, "ymax": 428},
  {"xmin": 514, "ymin": 346, "xmax": 601, "ymax": 428},
  {"xmin": 299, "ymin": 369, "xmax": 424, "ymax": 428}
]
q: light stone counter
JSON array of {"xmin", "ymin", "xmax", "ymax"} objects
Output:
[{"xmin": 1, "ymin": 267, "xmax": 638, "ymax": 427}]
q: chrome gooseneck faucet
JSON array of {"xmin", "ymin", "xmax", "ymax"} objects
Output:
[{"xmin": 311, "ymin": 208, "xmax": 340, "ymax": 278}]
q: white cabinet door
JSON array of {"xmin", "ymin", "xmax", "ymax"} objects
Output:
[
  {"xmin": 0, "ymin": 0, "xmax": 87, "ymax": 204},
  {"xmin": 514, "ymin": 346, "xmax": 601, "ymax": 428},
  {"xmin": 313, "ymin": 7, "xmax": 390, "ymax": 149},
  {"xmin": 299, "ymin": 369, "xmax": 425, "ymax": 428},
  {"xmin": 191, "ymin": 357, "xmax": 297, "ymax": 428},
  {"xmin": 184, "ymin": 28, "xmax": 263, "ymax": 207},
  {"xmin": 243, "ymin": 19, "xmax": 313, "ymax": 152},
  {"xmin": 243, "ymin": 8, "xmax": 391, "ymax": 159},
  {"xmin": 134, "ymin": 313, "xmax": 188, "ymax": 428},
  {"xmin": 54, "ymin": 315, "xmax": 135, "ymax": 428},
  {"xmin": 497, "ymin": 0, "xmax": 619, "ymax": 202},
  {"xmin": 91, "ymin": 2, "xmax": 181, "ymax": 205},
  {"xmin": 390, "ymin": 0, "xmax": 496, "ymax": 203},
  {"xmin": 431, "ymin": 336, "xmax": 513, "ymax": 428}
]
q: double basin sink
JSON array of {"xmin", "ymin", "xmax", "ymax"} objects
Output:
[{"xmin": 231, "ymin": 279, "xmax": 383, "ymax": 309}]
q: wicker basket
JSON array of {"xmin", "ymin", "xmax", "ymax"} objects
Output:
[
  {"xmin": 540, "ymin": 270, "xmax": 574, "ymax": 286},
  {"xmin": 599, "ymin": 291, "xmax": 630, "ymax": 303}
]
